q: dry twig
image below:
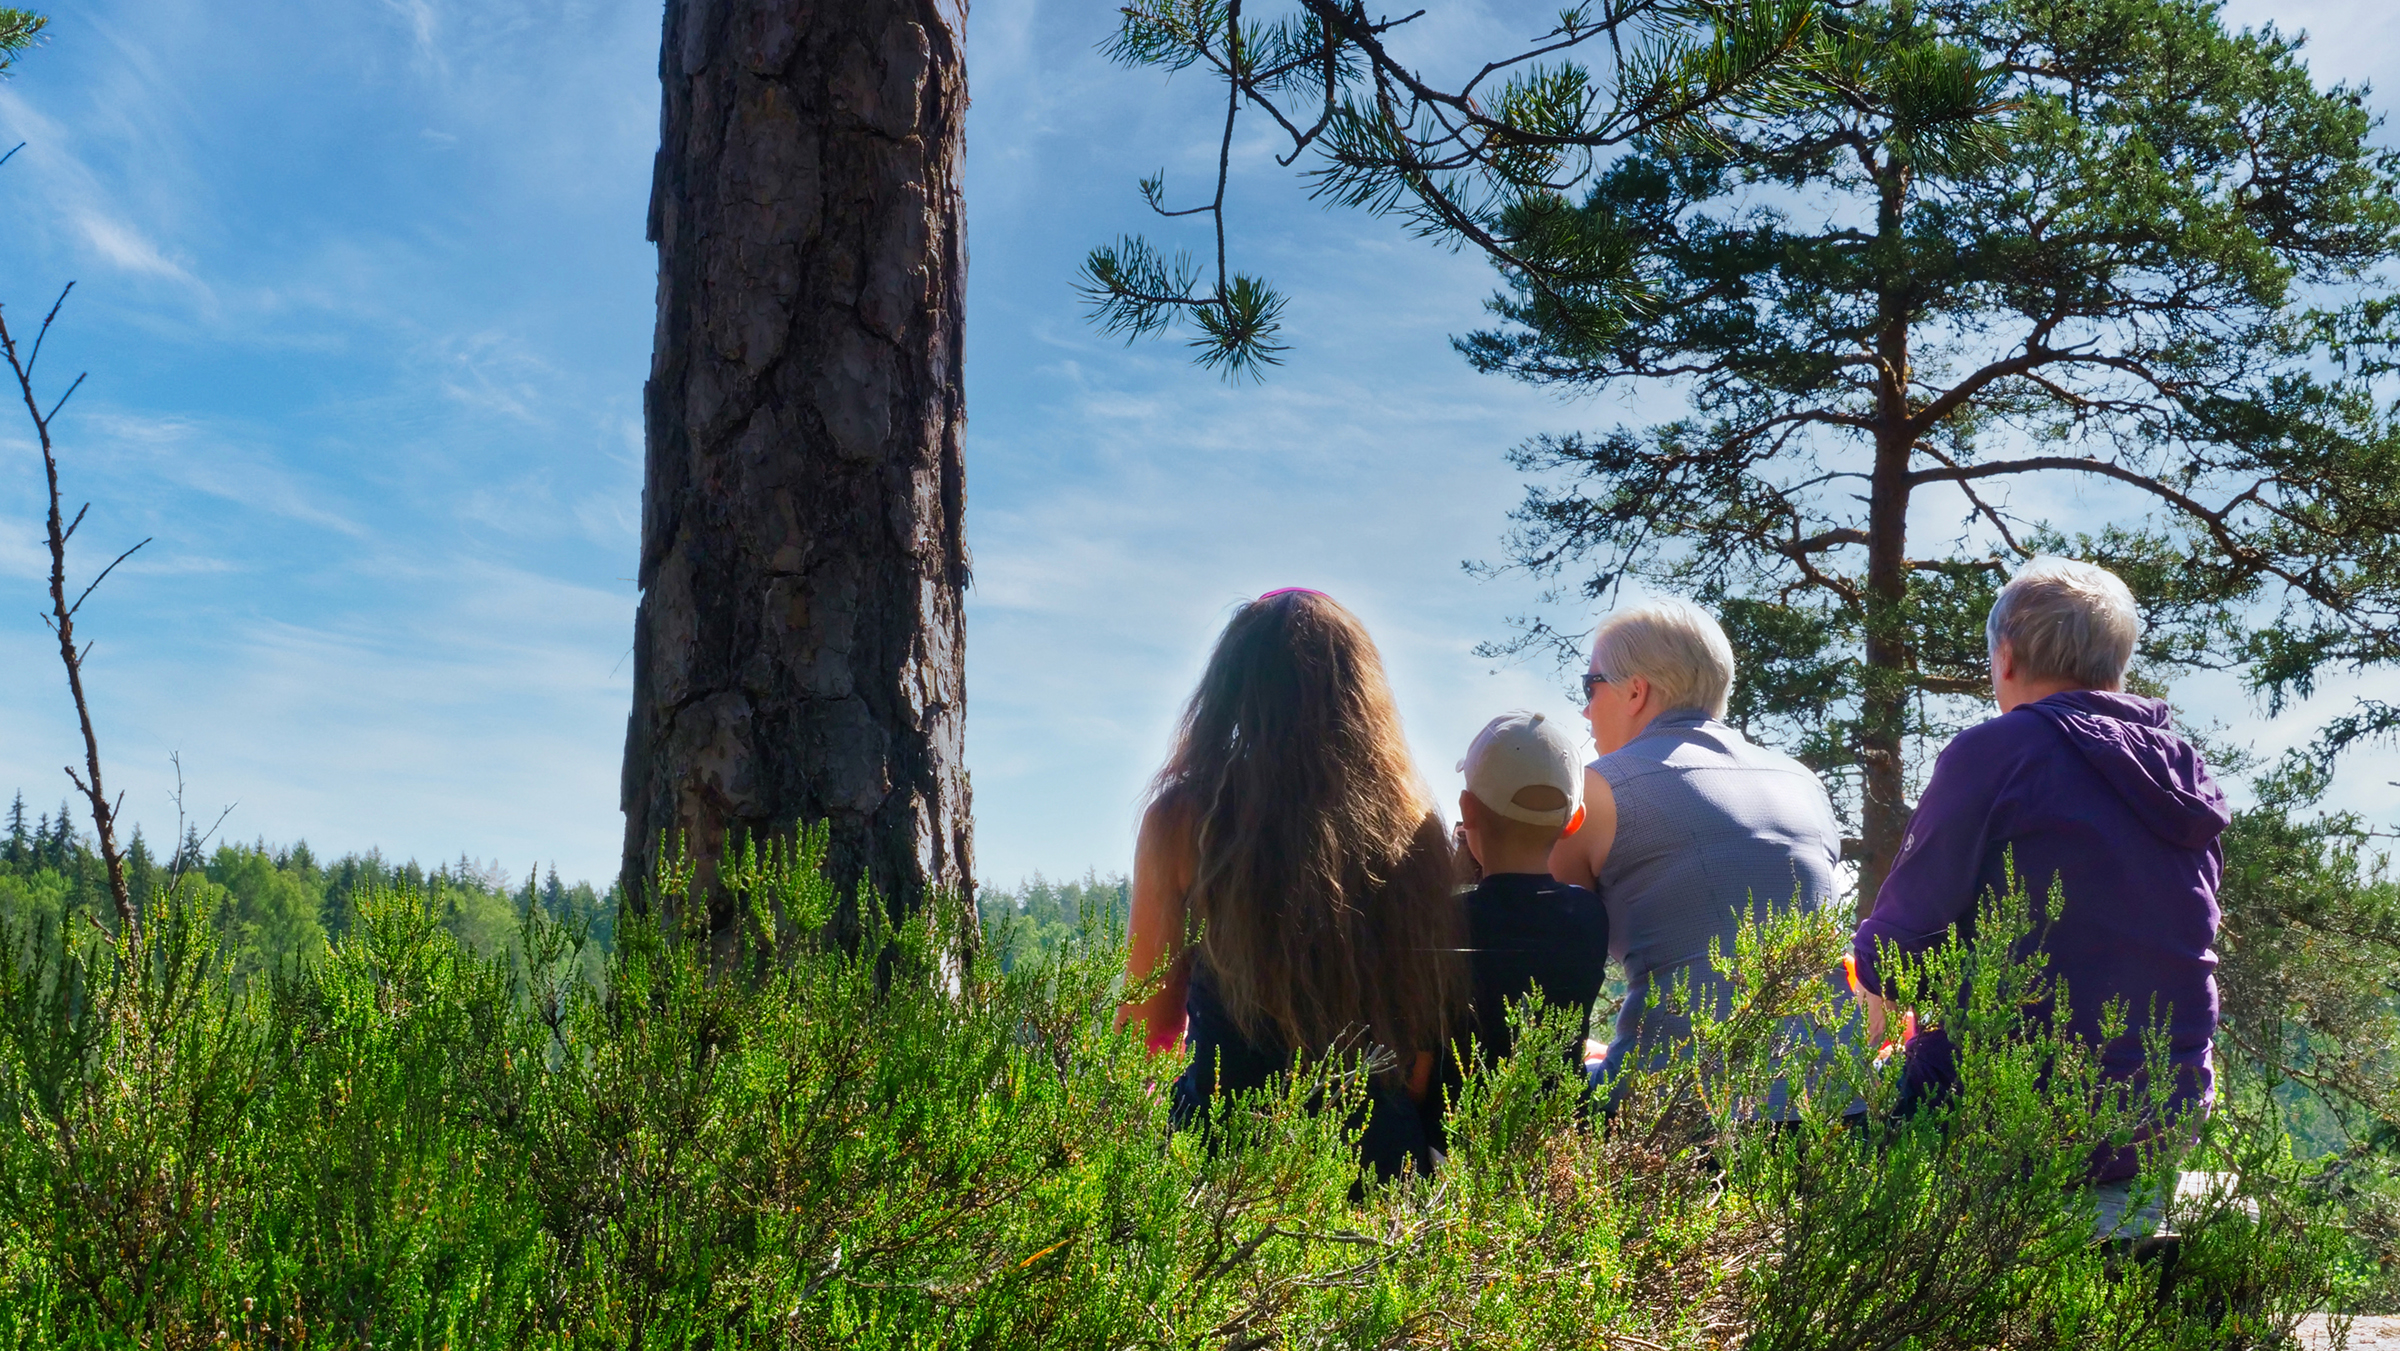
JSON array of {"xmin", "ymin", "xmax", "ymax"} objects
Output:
[{"xmin": 0, "ymin": 281, "xmax": 146, "ymax": 933}]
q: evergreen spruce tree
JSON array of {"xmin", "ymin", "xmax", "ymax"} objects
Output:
[
  {"xmin": 320, "ymin": 848, "xmax": 386, "ymax": 940},
  {"xmin": 3, "ymin": 792, "xmax": 25, "ymax": 867},
  {"xmin": 124, "ymin": 828, "xmax": 155, "ymax": 911}
]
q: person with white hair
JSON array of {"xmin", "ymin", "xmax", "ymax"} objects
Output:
[
  {"xmin": 1548, "ymin": 597, "xmax": 1844, "ymax": 1104},
  {"xmin": 1850, "ymin": 557, "xmax": 2228, "ymax": 1235}
]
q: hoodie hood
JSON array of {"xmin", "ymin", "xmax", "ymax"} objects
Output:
[{"xmin": 2022, "ymin": 691, "xmax": 2230, "ymax": 850}]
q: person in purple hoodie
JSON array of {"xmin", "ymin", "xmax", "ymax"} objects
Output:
[{"xmin": 1851, "ymin": 557, "xmax": 2229, "ymax": 1236}]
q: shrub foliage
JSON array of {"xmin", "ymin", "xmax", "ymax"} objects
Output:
[{"xmin": 0, "ymin": 827, "xmax": 2375, "ymax": 1347}]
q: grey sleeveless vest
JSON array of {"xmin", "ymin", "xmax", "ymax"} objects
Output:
[{"xmin": 1593, "ymin": 709, "xmax": 1843, "ymax": 1096}]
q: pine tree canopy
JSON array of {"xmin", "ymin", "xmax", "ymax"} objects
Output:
[
  {"xmin": 0, "ymin": 10, "xmax": 41, "ymax": 74},
  {"xmin": 1097, "ymin": 0, "xmax": 2400, "ymax": 895},
  {"xmin": 1082, "ymin": 0, "xmax": 1825, "ymax": 377},
  {"xmin": 1471, "ymin": 0, "xmax": 2400, "ymax": 879}
]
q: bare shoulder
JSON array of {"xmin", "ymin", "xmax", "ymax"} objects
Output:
[
  {"xmin": 1138, "ymin": 790, "xmax": 1197, "ymax": 859},
  {"xmin": 1582, "ymin": 767, "xmax": 1618, "ymax": 846},
  {"xmin": 1583, "ymin": 764, "xmax": 1618, "ymax": 815},
  {"xmin": 1135, "ymin": 790, "xmax": 1199, "ymax": 899},
  {"xmin": 1550, "ymin": 766, "xmax": 1619, "ymax": 887},
  {"xmin": 1122, "ymin": 790, "xmax": 1199, "ymax": 1031}
]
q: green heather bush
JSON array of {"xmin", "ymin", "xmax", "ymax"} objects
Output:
[{"xmin": 0, "ymin": 826, "xmax": 2369, "ymax": 1348}]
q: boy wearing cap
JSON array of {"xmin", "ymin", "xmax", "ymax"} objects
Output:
[{"xmin": 1454, "ymin": 711, "xmax": 1612, "ymax": 1071}]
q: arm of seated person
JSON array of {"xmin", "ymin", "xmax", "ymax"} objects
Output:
[
  {"xmin": 1546, "ymin": 768, "xmax": 1617, "ymax": 890},
  {"xmin": 1858, "ymin": 988, "xmax": 1893, "ymax": 1047},
  {"xmin": 1117, "ymin": 796, "xmax": 1197, "ymax": 1054},
  {"xmin": 1852, "ymin": 738, "xmax": 2007, "ymax": 999}
]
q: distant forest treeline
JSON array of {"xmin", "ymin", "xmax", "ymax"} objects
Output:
[
  {"xmin": 2, "ymin": 789, "xmax": 1121, "ymax": 977},
  {"xmin": 0, "ymin": 791, "xmax": 616, "ymax": 980},
  {"xmin": 975, "ymin": 870, "xmax": 1131, "ymax": 965}
]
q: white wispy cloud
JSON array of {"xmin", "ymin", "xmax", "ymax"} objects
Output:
[
  {"xmin": 0, "ymin": 0, "xmax": 657, "ymax": 887},
  {"xmin": 0, "ymin": 520, "xmax": 45, "ymax": 581},
  {"xmin": 1, "ymin": 553, "xmax": 634, "ymax": 881},
  {"xmin": 0, "ymin": 86, "xmax": 210, "ymax": 299},
  {"xmin": 382, "ymin": 0, "xmax": 439, "ymax": 63},
  {"xmin": 72, "ymin": 209, "xmax": 192, "ymax": 281},
  {"xmin": 79, "ymin": 410, "xmax": 366, "ymax": 538},
  {"xmin": 432, "ymin": 330, "xmax": 554, "ymax": 425}
]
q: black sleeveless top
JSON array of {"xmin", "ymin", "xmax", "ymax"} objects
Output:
[{"xmin": 1169, "ymin": 954, "xmax": 1434, "ymax": 1181}]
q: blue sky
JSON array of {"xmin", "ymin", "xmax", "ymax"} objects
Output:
[{"xmin": 1, "ymin": 0, "xmax": 2395, "ymax": 890}]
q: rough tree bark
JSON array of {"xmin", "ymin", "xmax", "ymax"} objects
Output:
[
  {"xmin": 1857, "ymin": 158, "xmax": 1917, "ymax": 913},
  {"xmin": 624, "ymin": 0, "xmax": 973, "ymax": 927}
]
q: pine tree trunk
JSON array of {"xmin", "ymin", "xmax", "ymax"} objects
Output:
[
  {"xmin": 1860, "ymin": 170, "xmax": 1915, "ymax": 914},
  {"xmin": 1859, "ymin": 437, "xmax": 1912, "ymax": 914},
  {"xmin": 624, "ymin": 0, "xmax": 973, "ymax": 929}
]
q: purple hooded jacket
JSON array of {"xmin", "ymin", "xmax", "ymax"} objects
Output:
[{"xmin": 1852, "ymin": 691, "xmax": 2229, "ymax": 1179}]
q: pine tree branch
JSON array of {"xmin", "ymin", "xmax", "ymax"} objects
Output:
[
  {"xmin": 1783, "ymin": 527, "xmax": 1870, "ymax": 555},
  {"xmin": 1902, "ymin": 455, "xmax": 2357, "ymax": 615},
  {"xmin": 1097, "ymin": 0, "xmax": 1823, "ymax": 372},
  {"xmin": 1911, "ymin": 443, "xmax": 2033, "ymax": 560}
]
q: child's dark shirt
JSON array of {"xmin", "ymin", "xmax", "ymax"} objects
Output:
[{"xmin": 1461, "ymin": 872, "xmax": 1610, "ymax": 1069}]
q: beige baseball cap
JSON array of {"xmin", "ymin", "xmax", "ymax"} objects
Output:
[{"xmin": 1458, "ymin": 711, "xmax": 1584, "ymax": 828}]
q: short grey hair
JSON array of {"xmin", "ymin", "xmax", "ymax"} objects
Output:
[
  {"xmin": 1985, "ymin": 557, "xmax": 2140, "ymax": 690},
  {"xmin": 1590, "ymin": 598, "xmax": 1736, "ymax": 718}
]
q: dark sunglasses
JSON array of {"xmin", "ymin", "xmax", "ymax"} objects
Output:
[{"xmin": 1580, "ymin": 671, "xmax": 1612, "ymax": 700}]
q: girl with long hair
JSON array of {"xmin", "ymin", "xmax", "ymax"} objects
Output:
[{"xmin": 1118, "ymin": 588, "xmax": 1463, "ymax": 1179}]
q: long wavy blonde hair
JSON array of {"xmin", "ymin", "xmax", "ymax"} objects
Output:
[{"xmin": 1153, "ymin": 590, "xmax": 1462, "ymax": 1067}]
